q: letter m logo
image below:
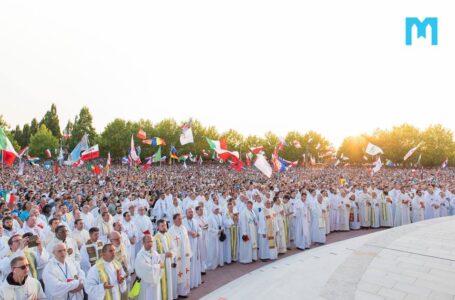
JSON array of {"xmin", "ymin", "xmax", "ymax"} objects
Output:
[{"xmin": 406, "ymin": 17, "xmax": 438, "ymax": 46}]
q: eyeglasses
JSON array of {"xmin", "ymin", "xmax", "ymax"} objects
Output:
[{"xmin": 14, "ymin": 264, "xmax": 30, "ymax": 270}]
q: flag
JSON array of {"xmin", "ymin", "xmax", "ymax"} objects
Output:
[
  {"xmin": 136, "ymin": 146, "xmax": 141, "ymax": 157},
  {"xmin": 17, "ymin": 146, "xmax": 29, "ymax": 159},
  {"xmin": 179, "ymin": 154, "xmax": 189, "ymax": 161},
  {"xmin": 73, "ymin": 159, "xmax": 83, "ymax": 167},
  {"xmin": 142, "ymin": 158, "xmax": 152, "ymax": 171},
  {"xmin": 230, "ymin": 159, "xmax": 244, "ymax": 171},
  {"xmin": 5, "ymin": 193, "xmax": 15, "ymax": 205},
  {"xmin": 180, "ymin": 119, "xmax": 194, "ymax": 145},
  {"xmin": 365, "ymin": 143, "xmax": 383, "ymax": 156},
  {"xmin": 206, "ymin": 138, "xmax": 228, "ymax": 151},
  {"xmin": 249, "ymin": 146, "xmax": 265, "ymax": 155},
  {"xmin": 130, "ymin": 135, "xmax": 140, "ymax": 163},
  {"xmin": 44, "ymin": 149, "xmax": 52, "ymax": 158},
  {"xmin": 278, "ymin": 137, "xmax": 287, "ymax": 150},
  {"xmin": 121, "ymin": 156, "xmax": 129, "ymax": 165},
  {"xmin": 87, "ymin": 163, "xmax": 102, "ymax": 174},
  {"xmin": 416, "ymin": 154, "xmax": 422, "ymax": 166},
  {"xmin": 137, "ymin": 128, "xmax": 146, "ymax": 140},
  {"xmin": 69, "ymin": 133, "xmax": 89, "ymax": 162},
  {"xmin": 152, "ymin": 147, "xmax": 162, "ymax": 163},
  {"xmin": 18, "ymin": 160, "xmax": 24, "ymax": 175},
  {"xmin": 63, "ymin": 128, "xmax": 71, "ymax": 139},
  {"xmin": 254, "ymin": 155, "xmax": 273, "ymax": 178},
  {"xmin": 170, "ymin": 146, "xmax": 179, "ymax": 160},
  {"xmin": 143, "ymin": 137, "xmax": 166, "ymax": 146},
  {"xmin": 334, "ymin": 159, "xmax": 340, "ymax": 167},
  {"xmin": 292, "ymin": 140, "xmax": 301, "ymax": 148},
  {"xmin": 199, "ymin": 155, "xmax": 203, "ymax": 165},
  {"xmin": 55, "ymin": 162, "xmax": 59, "ymax": 174},
  {"xmin": 81, "ymin": 145, "xmax": 99, "ymax": 161},
  {"xmin": 441, "ymin": 158, "xmax": 448, "ymax": 169},
  {"xmin": 310, "ymin": 156, "xmax": 316, "ymax": 166},
  {"xmin": 57, "ymin": 147, "xmax": 64, "ymax": 163},
  {"xmin": 0, "ymin": 128, "xmax": 18, "ymax": 167},
  {"xmin": 372, "ymin": 157, "xmax": 383, "ymax": 173},
  {"xmin": 183, "ymin": 161, "xmax": 188, "ymax": 169},
  {"xmin": 386, "ymin": 159, "xmax": 395, "ymax": 167},
  {"xmin": 189, "ymin": 152, "xmax": 197, "ymax": 163},
  {"xmin": 245, "ymin": 152, "xmax": 253, "ymax": 166},
  {"xmin": 105, "ymin": 152, "xmax": 111, "ymax": 174},
  {"xmin": 44, "ymin": 161, "xmax": 52, "ymax": 170},
  {"xmin": 403, "ymin": 143, "xmax": 422, "ymax": 161}
]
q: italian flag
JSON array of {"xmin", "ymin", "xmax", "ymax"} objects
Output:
[
  {"xmin": 5, "ymin": 193, "xmax": 16, "ymax": 205},
  {"xmin": 206, "ymin": 138, "xmax": 227, "ymax": 151},
  {"xmin": 81, "ymin": 145, "xmax": 99, "ymax": 161},
  {"xmin": 0, "ymin": 128, "xmax": 18, "ymax": 167}
]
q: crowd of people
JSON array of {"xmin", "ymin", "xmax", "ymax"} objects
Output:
[{"xmin": 0, "ymin": 163, "xmax": 454, "ymax": 299}]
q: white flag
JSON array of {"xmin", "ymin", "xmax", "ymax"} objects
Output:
[
  {"xmin": 403, "ymin": 142, "xmax": 422, "ymax": 161},
  {"xmin": 254, "ymin": 155, "xmax": 273, "ymax": 178},
  {"xmin": 180, "ymin": 128, "xmax": 194, "ymax": 145},
  {"xmin": 130, "ymin": 135, "xmax": 139, "ymax": 162},
  {"xmin": 365, "ymin": 143, "xmax": 383, "ymax": 156},
  {"xmin": 373, "ymin": 157, "xmax": 383, "ymax": 173}
]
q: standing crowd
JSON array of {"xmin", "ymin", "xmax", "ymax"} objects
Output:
[{"xmin": 1, "ymin": 164, "xmax": 454, "ymax": 299}]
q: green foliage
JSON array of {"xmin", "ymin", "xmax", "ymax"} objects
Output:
[
  {"xmin": 338, "ymin": 123, "xmax": 455, "ymax": 167},
  {"xmin": 29, "ymin": 124, "xmax": 59, "ymax": 158},
  {"xmin": 40, "ymin": 103, "xmax": 61, "ymax": 139},
  {"xmin": 70, "ymin": 107, "xmax": 98, "ymax": 149}
]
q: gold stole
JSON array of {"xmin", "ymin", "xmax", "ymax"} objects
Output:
[
  {"xmin": 24, "ymin": 250, "xmax": 38, "ymax": 279},
  {"xmin": 264, "ymin": 209, "xmax": 275, "ymax": 249},
  {"xmin": 228, "ymin": 213, "xmax": 238, "ymax": 259},
  {"xmin": 154, "ymin": 233, "xmax": 170, "ymax": 300},
  {"xmin": 96, "ymin": 259, "xmax": 122, "ymax": 300}
]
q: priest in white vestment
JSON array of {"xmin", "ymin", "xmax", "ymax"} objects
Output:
[
  {"xmin": 168, "ymin": 213, "xmax": 191, "ymax": 298},
  {"xmin": 43, "ymin": 243, "xmax": 85, "ymax": 300},
  {"xmin": 85, "ymin": 243, "xmax": 127, "ymax": 300},
  {"xmin": 238, "ymin": 201, "xmax": 258, "ymax": 263},
  {"xmin": 135, "ymin": 235, "xmax": 162, "ymax": 300}
]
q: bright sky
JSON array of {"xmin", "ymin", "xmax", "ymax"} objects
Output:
[{"xmin": 0, "ymin": 0, "xmax": 453, "ymax": 147}]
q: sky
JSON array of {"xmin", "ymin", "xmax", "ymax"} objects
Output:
[{"xmin": 0, "ymin": 0, "xmax": 454, "ymax": 147}]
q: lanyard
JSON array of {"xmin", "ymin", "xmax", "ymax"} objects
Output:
[{"xmin": 58, "ymin": 262, "xmax": 68, "ymax": 279}]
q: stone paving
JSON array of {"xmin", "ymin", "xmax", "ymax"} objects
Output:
[{"xmin": 203, "ymin": 216, "xmax": 455, "ymax": 300}]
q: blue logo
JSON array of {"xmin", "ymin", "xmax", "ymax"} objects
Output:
[{"xmin": 406, "ymin": 17, "xmax": 438, "ymax": 46}]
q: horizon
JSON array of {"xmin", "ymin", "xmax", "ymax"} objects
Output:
[{"xmin": 1, "ymin": 0, "xmax": 454, "ymax": 148}]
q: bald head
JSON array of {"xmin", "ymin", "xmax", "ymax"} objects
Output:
[
  {"xmin": 109, "ymin": 231, "xmax": 122, "ymax": 246},
  {"xmin": 53, "ymin": 242, "xmax": 67, "ymax": 263}
]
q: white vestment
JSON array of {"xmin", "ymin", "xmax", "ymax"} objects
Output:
[
  {"xmin": 42, "ymin": 257, "xmax": 85, "ymax": 300},
  {"xmin": 135, "ymin": 248, "xmax": 162, "ymax": 300}
]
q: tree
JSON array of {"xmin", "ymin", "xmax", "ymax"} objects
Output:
[
  {"xmin": 420, "ymin": 125, "xmax": 454, "ymax": 167},
  {"xmin": 12, "ymin": 125, "xmax": 24, "ymax": 148},
  {"xmin": 21, "ymin": 124, "xmax": 31, "ymax": 147},
  {"xmin": 29, "ymin": 124, "xmax": 59, "ymax": 158},
  {"xmin": 337, "ymin": 135, "xmax": 369, "ymax": 164},
  {"xmin": 220, "ymin": 129, "xmax": 244, "ymax": 151},
  {"xmin": 0, "ymin": 115, "xmax": 8, "ymax": 129},
  {"xmin": 99, "ymin": 119, "xmax": 132, "ymax": 159},
  {"xmin": 70, "ymin": 107, "xmax": 97, "ymax": 149},
  {"xmin": 40, "ymin": 103, "xmax": 61, "ymax": 138},
  {"xmin": 30, "ymin": 118, "xmax": 39, "ymax": 136}
]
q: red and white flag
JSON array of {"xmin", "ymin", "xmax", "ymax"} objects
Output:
[
  {"xmin": 45, "ymin": 149, "xmax": 52, "ymax": 158},
  {"xmin": 81, "ymin": 145, "xmax": 99, "ymax": 161}
]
